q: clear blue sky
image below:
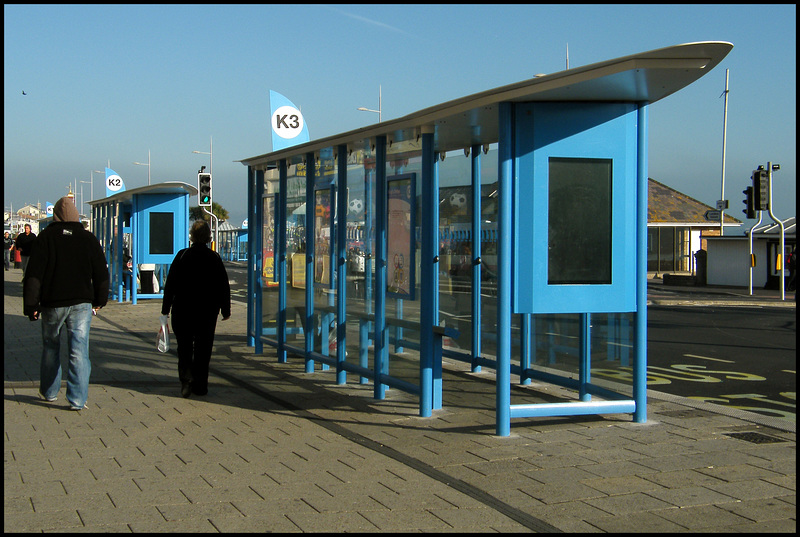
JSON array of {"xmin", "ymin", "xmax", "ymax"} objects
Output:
[{"xmin": 4, "ymin": 4, "xmax": 796, "ymax": 228}]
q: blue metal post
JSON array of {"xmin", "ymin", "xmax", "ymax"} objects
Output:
[
  {"xmin": 374, "ymin": 136, "xmax": 388, "ymax": 399},
  {"xmin": 471, "ymin": 144, "xmax": 482, "ymax": 373},
  {"xmin": 336, "ymin": 145, "xmax": 348, "ymax": 384},
  {"xmin": 520, "ymin": 314, "xmax": 531, "ymax": 385},
  {"xmin": 496, "ymin": 103, "xmax": 514, "ymax": 437},
  {"xmin": 305, "ymin": 152, "xmax": 316, "ymax": 373},
  {"xmin": 247, "ymin": 166, "xmax": 255, "ymax": 347},
  {"xmin": 634, "ymin": 103, "xmax": 648, "ymax": 422},
  {"xmin": 579, "ymin": 313, "xmax": 591, "ymax": 401},
  {"xmin": 420, "ymin": 129, "xmax": 437, "ymax": 416},
  {"xmin": 253, "ymin": 168, "xmax": 264, "ymax": 354},
  {"xmin": 129, "ymin": 201, "xmax": 137, "ymax": 305},
  {"xmin": 277, "ymin": 160, "xmax": 288, "ymax": 363}
]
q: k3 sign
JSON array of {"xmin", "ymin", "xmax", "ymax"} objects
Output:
[{"xmin": 269, "ymin": 90, "xmax": 310, "ymax": 151}]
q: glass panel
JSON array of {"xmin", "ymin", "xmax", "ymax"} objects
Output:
[
  {"xmin": 344, "ymin": 140, "xmax": 374, "ymax": 373},
  {"xmin": 261, "ymin": 168, "xmax": 280, "ymax": 339},
  {"xmin": 285, "ymin": 158, "xmax": 308, "ymax": 349},
  {"xmin": 312, "ymin": 149, "xmax": 336, "ymax": 357},
  {"xmin": 384, "ymin": 140, "xmax": 422, "ymax": 386},
  {"xmin": 479, "ymin": 145, "xmax": 500, "ymax": 360},
  {"xmin": 439, "ymin": 149, "xmax": 474, "ymax": 353},
  {"xmin": 548, "ymin": 158, "xmax": 612, "ymax": 285},
  {"xmin": 528, "ymin": 311, "xmax": 635, "ymax": 384}
]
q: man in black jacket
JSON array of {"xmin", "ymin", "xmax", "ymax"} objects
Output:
[
  {"xmin": 162, "ymin": 220, "xmax": 231, "ymax": 398},
  {"xmin": 15, "ymin": 223, "xmax": 36, "ymax": 276},
  {"xmin": 23, "ymin": 197, "xmax": 109, "ymax": 410}
]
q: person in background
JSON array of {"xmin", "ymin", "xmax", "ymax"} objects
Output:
[
  {"xmin": 161, "ymin": 220, "xmax": 231, "ymax": 398},
  {"xmin": 23, "ymin": 197, "xmax": 109, "ymax": 410},
  {"xmin": 15, "ymin": 223, "xmax": 36, "ymax": 276},
  {"xmin": 3, "ymin": 231, "xmax": 14, "ymax": 270}
]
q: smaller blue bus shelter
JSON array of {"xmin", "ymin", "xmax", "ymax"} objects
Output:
[{"xmin": 89, "ymin": 182, "xmax": 196, "ymax": 304}]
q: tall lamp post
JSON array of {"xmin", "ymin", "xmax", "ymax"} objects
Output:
[
  {"xmin": 90, "ymin": 169, "xmax": 103, "ymax": 204},
  {"xmin": 357, "ymin": 85, "xmax": 382, "ymax": 123},
  {"xmin": 88, "ymin": 170, "xmax": 102, "ymax": 230},
  {"xmin": 192, "ymin": 136, "xmax": 213, "ymax": 175},
  {"xmin": 133, "ymin": 150, "xmax": 151, "ymax": 185},
  {"xmin": 78, "ymin": 180, "xmax": 91, "ymax": 217}
]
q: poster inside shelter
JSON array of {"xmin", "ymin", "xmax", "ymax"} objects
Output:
[{"xmin": 387, "ymin": 174, "xmax": 415, "ymax": 299}]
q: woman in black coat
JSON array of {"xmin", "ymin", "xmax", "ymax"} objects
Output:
[{"xmin": 161, "ymin": 220, "xmax": 231, "ymax": 397}]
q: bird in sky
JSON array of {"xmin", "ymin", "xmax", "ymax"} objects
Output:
[{"xmin": 22, "ymin": 90, "xmax": 27, "ymax": 95}]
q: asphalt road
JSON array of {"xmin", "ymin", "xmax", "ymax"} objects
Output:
[{"xmin": 645, "ymin": 304, "xmax": 796, "ymax": 422}]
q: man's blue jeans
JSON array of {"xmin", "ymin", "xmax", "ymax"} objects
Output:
[{"xmin": 39, "ymin": 303, "xmax": 93, "ymax": 408}]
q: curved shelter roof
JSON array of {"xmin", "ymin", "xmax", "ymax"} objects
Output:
[{"xmin": 241, "ymin": 41, "xmax": 733, "ymax": 168}]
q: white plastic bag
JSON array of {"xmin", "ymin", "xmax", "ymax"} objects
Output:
[{"xmin": 157, "ymin": 315, "xmax": 170, "ymax": 353}]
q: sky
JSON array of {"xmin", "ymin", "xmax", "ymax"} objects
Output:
[{"xmin": 4, "ymin": 4, "xmax": 796, "ymax": 230}]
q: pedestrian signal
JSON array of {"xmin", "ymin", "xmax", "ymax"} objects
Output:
[{"xmin": 198, "ymin": 173, "xmax": 212, "ymax": 207}]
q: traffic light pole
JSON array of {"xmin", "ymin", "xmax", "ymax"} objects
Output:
[
  {"xmin": 203, "ymin": 207, "xmax": 219, "ymax": 252},
  {"xmin": 747, "ymin": 211, "xmax": 762, "ymax": 296},
  {"xmin": 765, "ymin": 162, "xmax": 785, "ymax": 301}
]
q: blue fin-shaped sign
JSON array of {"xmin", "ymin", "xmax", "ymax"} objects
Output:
[
  {"xmin": 269, "ymin": 90, "xmax": 310, "ymax": 152},
  {"xmin": 105, "ymin": 167, "xmax": 125, "ymax": 198}
]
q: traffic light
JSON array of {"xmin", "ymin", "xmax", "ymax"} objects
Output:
[
  {"xmin": 742, "ymin": 186, "xmax": 755, "ymax": 219},
  {"xmin": 198, "ymin": 173, "xmax": 212, "ymax": 207},
  {"xmin": 752, "ymin": 169, "xmax": 768, "ymax": 210}
]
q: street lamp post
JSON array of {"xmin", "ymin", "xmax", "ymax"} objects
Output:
[
  {"xmin": 357, "ymin": 85, "xmax": 382, "ymax": 123},
  {"xmin": 78, "ymin": 180, "xmax": 91, "ymax": 217},
  {"xmin": 90, "ymin": 169, "xmax": 102, "ymax": 205},
  {"xmin": 133, "ymin": 150, "xmax": 151, "ymax": 185},
  {"xmin": 192, "ymin": 136, "xmax": 213, "ymax": 175}
]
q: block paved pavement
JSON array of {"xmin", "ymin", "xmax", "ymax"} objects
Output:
[{"xmin": 4, "ymin": 266, "xmax": 795, "ymax": 532}]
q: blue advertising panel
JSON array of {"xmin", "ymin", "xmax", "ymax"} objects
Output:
[
  {"xmin": 513, "ymin": 102, "xmax": 637, "ymax": 314},
  {"xmin": 133, "ymin": 193, "xmax": 189, "ymax": 264}
]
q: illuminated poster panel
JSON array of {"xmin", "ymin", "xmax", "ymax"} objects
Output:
[{"xmin": 387, "ymin": 173, "xmax": 416, "ymax": 299}]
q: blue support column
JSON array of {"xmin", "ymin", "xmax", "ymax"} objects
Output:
[
  {"xmin": 305, "ymin": 152, "xmax": 316, "ymax": 373},
  {"xmin": 471, "ymin": 144, "xmax": 482, "ymax": 374},
  {"xmin": 247, "ymin": 166, "xmax": 255, "ymax": 347},
  {"xmin": 336, "ymin": 145, "xmax": 348, "ymax": 384},
  {"xmin": 253, "ymin": 168, "xmax": 265, "ymax": 354},
  {"xmin": 374, "ymin": 136, "xmax": 388, "ymax": 400},
  {"xmin": 579, "ymin": 313, "xmax": 591, "ymax": 401},
  {"xmin": 634, "ymin": 103, "xmax": 649, "ymax": 422},
  {"xmin": 496, "ymin": 103, "xmax": 514, "ymax": 437},
  {"xmin": 520, "ymin": 314, "xmax": 531, "ymax": 385},
  {"xmin": 420, "ymin": 128, "xmax": 437, "ymax": 416},
  {"xmin": 277, "ymin": 160, "xmax": 288, "ymax": 363}
]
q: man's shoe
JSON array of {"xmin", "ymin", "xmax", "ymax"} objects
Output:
[
  {"xmin": 39, "ymin": 392, "xmax": 58, "ymax": 402},
  {"xmin": 181, "ymin": 382, "xmax": 192, "ymax": 398},
  {"xmin": 69, "ymin": 403, "xmax": 87, "ymax": 411}
]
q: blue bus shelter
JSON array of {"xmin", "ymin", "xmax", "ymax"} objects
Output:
[
  {"xmin": 240, "ymin": 42, "xmax": 732, "ymax": 436},
  {"xmin": 88, "ymin": 182, "xmax": 197, "ymax": 305}
]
